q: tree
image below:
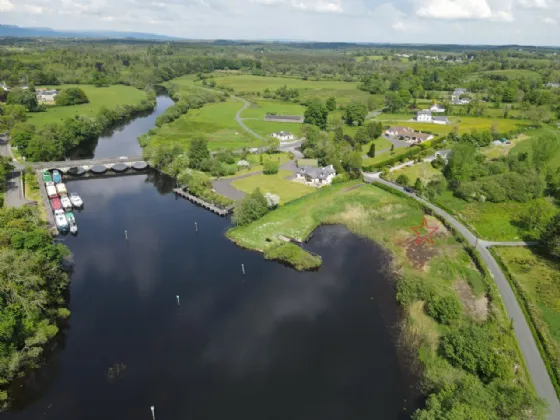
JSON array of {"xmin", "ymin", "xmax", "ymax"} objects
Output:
[
  {"xmin": 6, "ymin": 88, "xmax": 38, "ymax": 112},
  {"xmin": 342, "ymin": 151, "xmax": 362, "ymax": 178},
  {"xmin": 232, "ymin": 188, "xmax": 269, "ymax": 226},
  {"xmin": 517, "ymin": 198, "xmax": 557, "ymax": 239},
  {"xmin": 390, "ymin": 144, "xmax": 395, "ymax": 152},
  {"xmin": 188, "ymin": 137, "xmax": 210, "ymax": 170},
  {"xmin": 263, "ymin": 161, "xmax": 279, "ymax": 175},
  {"xmin": 55, "ymin": 88, "xmax": 89, "ymax": 106},
  {"xmin": 365, "ymin": 121, "xmax": 382, "ymax": 139},
  {"xmin": 325, "ymin": 96, "xmax": 337, "ymax": 111},
  {"xmin": 354, "ymin": 127, "xmax": 368, "ymax": 145},
  {"xmin": 333, "ymin": 127, "xmax": 344, "ymax": 144},
  {"xmin": 542, "ymin": 214, "xmax": 560, "ymax": 258},
  {"xmin": 385, "ymin": 91, "xmax": 405, "ymax": 112},
  {"xmin": 367, "ymin": 143, "xmax": 376, "ymax": 158},
  {"xmin": 304, "ymin": 100, "xmax": 328, "ymax": 130},
  {"xmin": 396, "ymin": 174, "xmax": 409, "ymax": 186},
  {"xmin": 414, "ymin": 177, "xmax": 423, "ymax": 192},
  {"xmin": 344, "ymin": 101, "xmax": 367, "ymax": 126},
  {"xmin": 531, "ymin": 133, "xmax": 560, "ymax": 174}
]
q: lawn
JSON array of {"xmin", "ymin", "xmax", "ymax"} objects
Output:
[
  {"xmin": 219, "ymin": 153, "xmax": 292, "ymax": 179},
  {"xmin": 435, "ymin": 190, "xmax": 535, "ymax": 241},
  {"xmin": 242, "ymin": 119, "xmax": 303, "ymax": 139},
  {"xmin": 388, "ymin": 162, "xmax": 443, "ymax": 185},
  {"xmin": 240, "ymin": 99, "xmax": 305, "ymax": 119},
  {"xmin": 509, "ymin": 126, "xmax": 560, "ymax": 170},
  {"xmin": 374, "ymin": 114, "xmax": 529, "ymax": 135},
  {"xmin": 227, "ymin": 182, "xmax": 534, "ymax": 416},
  {"xmin": 231, "ymin": 170, "xmax": 315, "ymax": 203},
  {"xmin": 202, "ymin": 74, "xmax": 371, "ymax": 103},
  {"xmin": 146, "ymin": 99, "xmax": 262, "ymax": 151},
  {"xmin": 362, "ymin": 146, "xmax": 411, "ymax": 167},
  {"xmin": 360, "ymin": 137, "xmax": 392, "ymax": 154},
  {"xmin": 28, "ymin": 84, "xmax": 148, "ymax": 128},
  {"xmin": 494, "ymin": 247, "xmax": 560, "ymax": 389},
  {"xmin": 481, "ymin": 134, "xmax": 531, "ymax": 159},
  {"xmin": 297, "ymin": 158, "xmax": 318, "ymax": 167}
]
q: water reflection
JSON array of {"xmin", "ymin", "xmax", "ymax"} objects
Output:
[{"xmin": 6, "ymin": 174, "xmax": 420, "ymax": 420}]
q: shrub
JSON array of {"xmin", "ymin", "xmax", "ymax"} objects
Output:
[
  {"xmin": 264, "ymin": 192, "xmax": 280, "ymax": 209},
  {"xmin": 232, "ymin": 188, "xmax": 269, "ymax": 226},
  {"xmin": 396, "ymin": 174, "xmax": 410, "ymax": 186},
  {"xmin": 396, "ymin": 276, "xmax": 435, "ymax": 306},
  {"xmin": 263, "ymin": 161, "xmax": 279, "ymax": 175},
  {"xmin": 55, "ymin": 87, "xmax": 89, "ymax": 106},
  {"xmin": 332, "ymin": 173, "xmax": 350, "ymax": 184},
  {"xmin": 426, "ymin": 295, "xmax": 462, "ymax": 324},
  {"xmin": 264, "ymin": 243, "xmax": 322, "ymax": 270}
]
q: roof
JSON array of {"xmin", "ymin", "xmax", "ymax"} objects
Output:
[
  {"xmin": 417, "ymin": 110, "xmax": 432, "ymax": 115},
  {"xmin": 299, "ymin": 165, "xmax": 336, "ymax": 180},
  {"xmin": 433, "ymin": 116, "xmax": 449, "ymax": 121},
  {"xmin": 274, "ymin": 131, "xmax": 292, "ymax": 136},
  {"xmin": 265, "ymin": 114, "xmax": 303, "ymax": 121}
]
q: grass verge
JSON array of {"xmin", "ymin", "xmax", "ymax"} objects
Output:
[{"xmin": 264, "ymin": 242, "xmax": 321, "ymax": 271}]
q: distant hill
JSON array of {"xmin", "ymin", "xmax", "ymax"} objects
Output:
[{"xmin": 0, "ymin": 24, "xmax": 181, "ymax": 41}]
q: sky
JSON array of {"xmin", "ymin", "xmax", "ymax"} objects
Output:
[{"xmin": 1, "ymin": 0, "xmax": 560, "ymax": 45}]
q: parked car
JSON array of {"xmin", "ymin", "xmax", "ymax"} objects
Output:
[{"xmin": 404, "ymin": 186, "xmax": 415, "ymax": 193}]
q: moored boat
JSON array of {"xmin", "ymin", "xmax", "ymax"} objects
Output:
[
  {"xmin": 69, "ymin": 192, "xmax": 83, "ymax": 207},
  {"xmin": 61, "ymin": 195, "xmax": 72, "ymax": 211},
  {"xmin": 46, "ymin": 182, "xmax": 58, "ymax": 199},
  {"xmin": 42, "ymin": 171, "xmax": 52, "ymax": 183},
  {"xmin": 56, "ymin": 183, "xmax": 67, "ymax": 196},
  {"xmin": 50, "ymin": 197, "xmax": 62, "ymax": 212},
  {"xmin": 52, "ymin": 170, "xmax": 62, "ymax": 184},
  {"xmin": 66, "ymin": 212, "xmax": 78, "ymax": 234},
  {"xmin": 54, "ymin": 209, "xmax": 69, "ymax": 232}
]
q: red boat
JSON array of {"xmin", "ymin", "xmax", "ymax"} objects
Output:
[{"xmin": 50, "ymin": 197, "xmax": 62, "ymax": 212}]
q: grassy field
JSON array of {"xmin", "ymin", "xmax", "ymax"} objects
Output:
[
  {"xmin": 231, "ymin": 170, "xmax": 315, "ymax": 203},
  {"xmin": 227, "ymin": 181, "xmax": 535, "ymax": 416},
  {"xmin": 29, "ymin": 84, "xmax": 148, "ymax": 128},
  {"xmin": 481, "ymin": 134, "xmax": 531, "ymax": 159},
  {"xmin": 509, "ymin": 126, "xmax": 560, "ymax": 170},
  {"xmin": 374, "ymin": 114, "xmax": 529, "ymax": 135},
  {"xmin": 467, "ymin": 69, "xmax": 542, "ymax": 81},
  {"xmin": 494, "ymin": 247, "xmax": 560, "ymax": 390},
  {"xmin": 240, "ymin": 99, "xmax": 305, "ymax": 119},
  {"xmin": 436, "ymin": 191, "xmax": 535, "ymax": 241},
  {"xmin": 362, "ymin": 146, "xmax": 411, "ymax": 167},
  {"xmin": 242, "ymin": 119, "xmax": 303, "ymax": 139},
  {"xmin": 146, "ymin": 99, "xmax": 261, "ymax": 151},
  {"xmin": 206, "ymin": 74, "xmax": 371, "ymax": 103},
  {"xmin": 388, "ymin": 161, "xmax": 443, "ymax": 184},
  {"xmin": 217, "ymin": 153, "xmax": 292, "ymax": 179}
]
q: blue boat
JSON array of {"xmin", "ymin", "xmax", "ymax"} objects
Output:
[{"xmin": 52, "ymin": 170, "xmax": 62, "ymax": 184}]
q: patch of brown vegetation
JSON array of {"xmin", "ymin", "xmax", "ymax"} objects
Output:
[
  {"xmin": 455, "ymin": 279, "xmax": 488, "ymax": 321},
  {"xmin": 395, "ymin": 235, "xmax": 440, "ymax": 271}
]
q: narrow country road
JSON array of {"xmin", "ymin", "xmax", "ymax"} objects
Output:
[
  {"xmin": 363, "ymin": 172, "xmax": 560, "ymax": 418},
  {"xmin": 234, "ymin": 97, "xmax": 264, "ymax": 141}
]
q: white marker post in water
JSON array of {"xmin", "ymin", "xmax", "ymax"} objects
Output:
[
  {"xmin": 125, "ymin": 230, "xmax": 128, "ymax": 240},
  {"xmin": 150, "ymin": 406, "xmax": 155, "ymax": 420},
  {"xmin": 176, "ymin": 295, "xmax": 180, "ymax": 306}
]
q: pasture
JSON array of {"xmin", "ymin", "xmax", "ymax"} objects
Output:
[
  {"xmin": 231, "ymin": 170, "xmax": 315, "ymax": 203},
  {"xmin": 28, "ymin": 84, "xmax": 148, "ymax": 128}
]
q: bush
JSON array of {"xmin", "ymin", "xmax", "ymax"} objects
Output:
[
  {"xmin": 426, "ymin": 295, "xmax": 462, "ymax": 324},
  {"xmin": 396, "ymin": 174, "xmax": 410, "ymax": 186},
  {"xmin": 232, "ymin": 188, "xmax": 269, "ymax": 226},
  {"xmin": 263, "ymin": 161, "xmax": 279, "ymax": 175},
  {"xmin": 55, "ymin": 87, "xmax": 89, "ymax": 106},
  {"xmin": 332, "ymin": 173, "xmax": 350, "ymax": 184},
  {"xmin": 396, "ymin": 276, "xmax": 435, "ymax": 306},
  {"xmin": 264, "ymin": 242, "xmax": 322, "ymax": 270}
]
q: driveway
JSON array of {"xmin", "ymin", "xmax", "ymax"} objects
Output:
[
  {"xmin": 4, "ymin": 171, "xmax": 28, "ymax": 207},
  {"xmin": 363, "ymin": 173, "xmax": 560, "ymax": 418}
]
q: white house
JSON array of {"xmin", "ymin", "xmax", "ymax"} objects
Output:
[
  {"xmin": 296, "ymin": 165, "xmax": 336, "ymax": 186},
  {"xmin": 272, "ymin": 131, "xmax": 295, "ymax": 142},
  {"xmin": 416, "ymin": 110, "xmax": 433, "ymax": 122},
  {"xmin": 36, "ymin": 89, "xmax": 58, "ymax": 103},
  {"xmin": 430, "ymin": 104, "xmax": 445, "ymax": 113}
]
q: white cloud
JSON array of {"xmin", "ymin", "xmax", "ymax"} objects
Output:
[
  {"xmin": 0, "ymin": 0, "xmax": 14, "ymax": 12},
  {"xmin": 518, "ymin": 0, "xmax": 553, "ymax": 9},
  {"xmin": 25, "ymin": 4, "xmax": 45, "ymax": 14},
  {"xmin": 392, "ymin": 21, "xmax": 405, "ymax": 31},
  {"xmin": 252, "ymin": 0, "xmax": 343, "ymax": 13},
  {"xmin": 415, "ymin": 0, "xmax": 512, "ymax": 21},
  {"xmin": 543, "ymin": 16, "xmax": 557, "ymax": 23}
]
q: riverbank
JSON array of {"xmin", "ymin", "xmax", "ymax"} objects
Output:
[{"xmin": 227, "ymin": 181, "xmax": 546, "ymax": 418}]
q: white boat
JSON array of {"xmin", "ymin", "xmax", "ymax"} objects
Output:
[
  {"xmin": 54, "ymin": 209, "xmax": 69, "ymax": 232},
  {"xmin": 60, "ymin": 195, "xmax": 72, "ymax": 211},
  {"xmin": 66, "ymin": 212, "xmax": 78, "ymax": 234},
  {"xmin": 69, "ymin": 192, "xmax": 83, "ymax": 207},
  {"xmin": 46, "ymin": 183, "xmax": 58, "ymax": 199},
  {"xmin": 56, "ymin": 183, "xmax": 67, "ymax": 196}
]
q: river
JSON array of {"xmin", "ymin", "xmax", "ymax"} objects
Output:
[{"xmin": 4, "ymin": 93, "xmax": 421, "ymax": 419}]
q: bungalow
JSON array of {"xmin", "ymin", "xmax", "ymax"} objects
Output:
[
  {"xmin": 296, "ymin": 165, "xmax": 336, "ymax": 186},
  {"xmin": 416, "ymin": 110, "xmax": 432, "ymax": 122},
  {"xmin": 264, "ymin": 114, "xmax": 304, "ymax": 123},
  {"xmin": 385, "ymin": 126, "xmax": 433, "ymax": 144},
  {"xmin": 433, "ymin": 116, "xmax": 449, "ymax": 125},
  {"xmin": 430, "ymin": 104, "xmax": 446, "ymax": 113},
  {"xmin": 385, "ymin": 126, "xmax": 411, "ymax": 137},
  {"xmin": 36, "ymin": 88, "xmax": 58, "ymax": 103},
  {"xmin": 271, "ymin": 131, "xmax": 295, "ymax": 142}
]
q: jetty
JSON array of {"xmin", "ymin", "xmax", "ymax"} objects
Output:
[{"xmin": 173, "ymin": 188, "xmax": 234, "ymax": 216}]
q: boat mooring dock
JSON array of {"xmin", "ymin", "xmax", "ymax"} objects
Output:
[{"xmin": 173, "ymin": 188, "xmax": 234, "ymax": 216}]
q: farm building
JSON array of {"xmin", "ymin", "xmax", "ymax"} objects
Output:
[{"xmin": 264, "ymin": 114, "xmax": 304, "ymax": 123}]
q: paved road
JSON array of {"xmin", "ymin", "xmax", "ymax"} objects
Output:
[
  {"xmin": 234, "ymin": 97, "xmax": 265, "ymax": 141},
  {"xmin": 363, "ymin": 172, "xmax": 560, "ymax": 418}
]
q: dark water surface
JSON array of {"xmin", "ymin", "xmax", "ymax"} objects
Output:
[
  {"xmin": 68, "ymin": 94, "xmax": 174, "ymax": 160},
  {"xmin": 5, "ymin": 172, "xmax": 420, "ymax": 420}
]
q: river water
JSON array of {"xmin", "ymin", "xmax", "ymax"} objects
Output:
[{"xmin": 4, "ymin": 94, "xmax": 421, "ymax": 420}]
